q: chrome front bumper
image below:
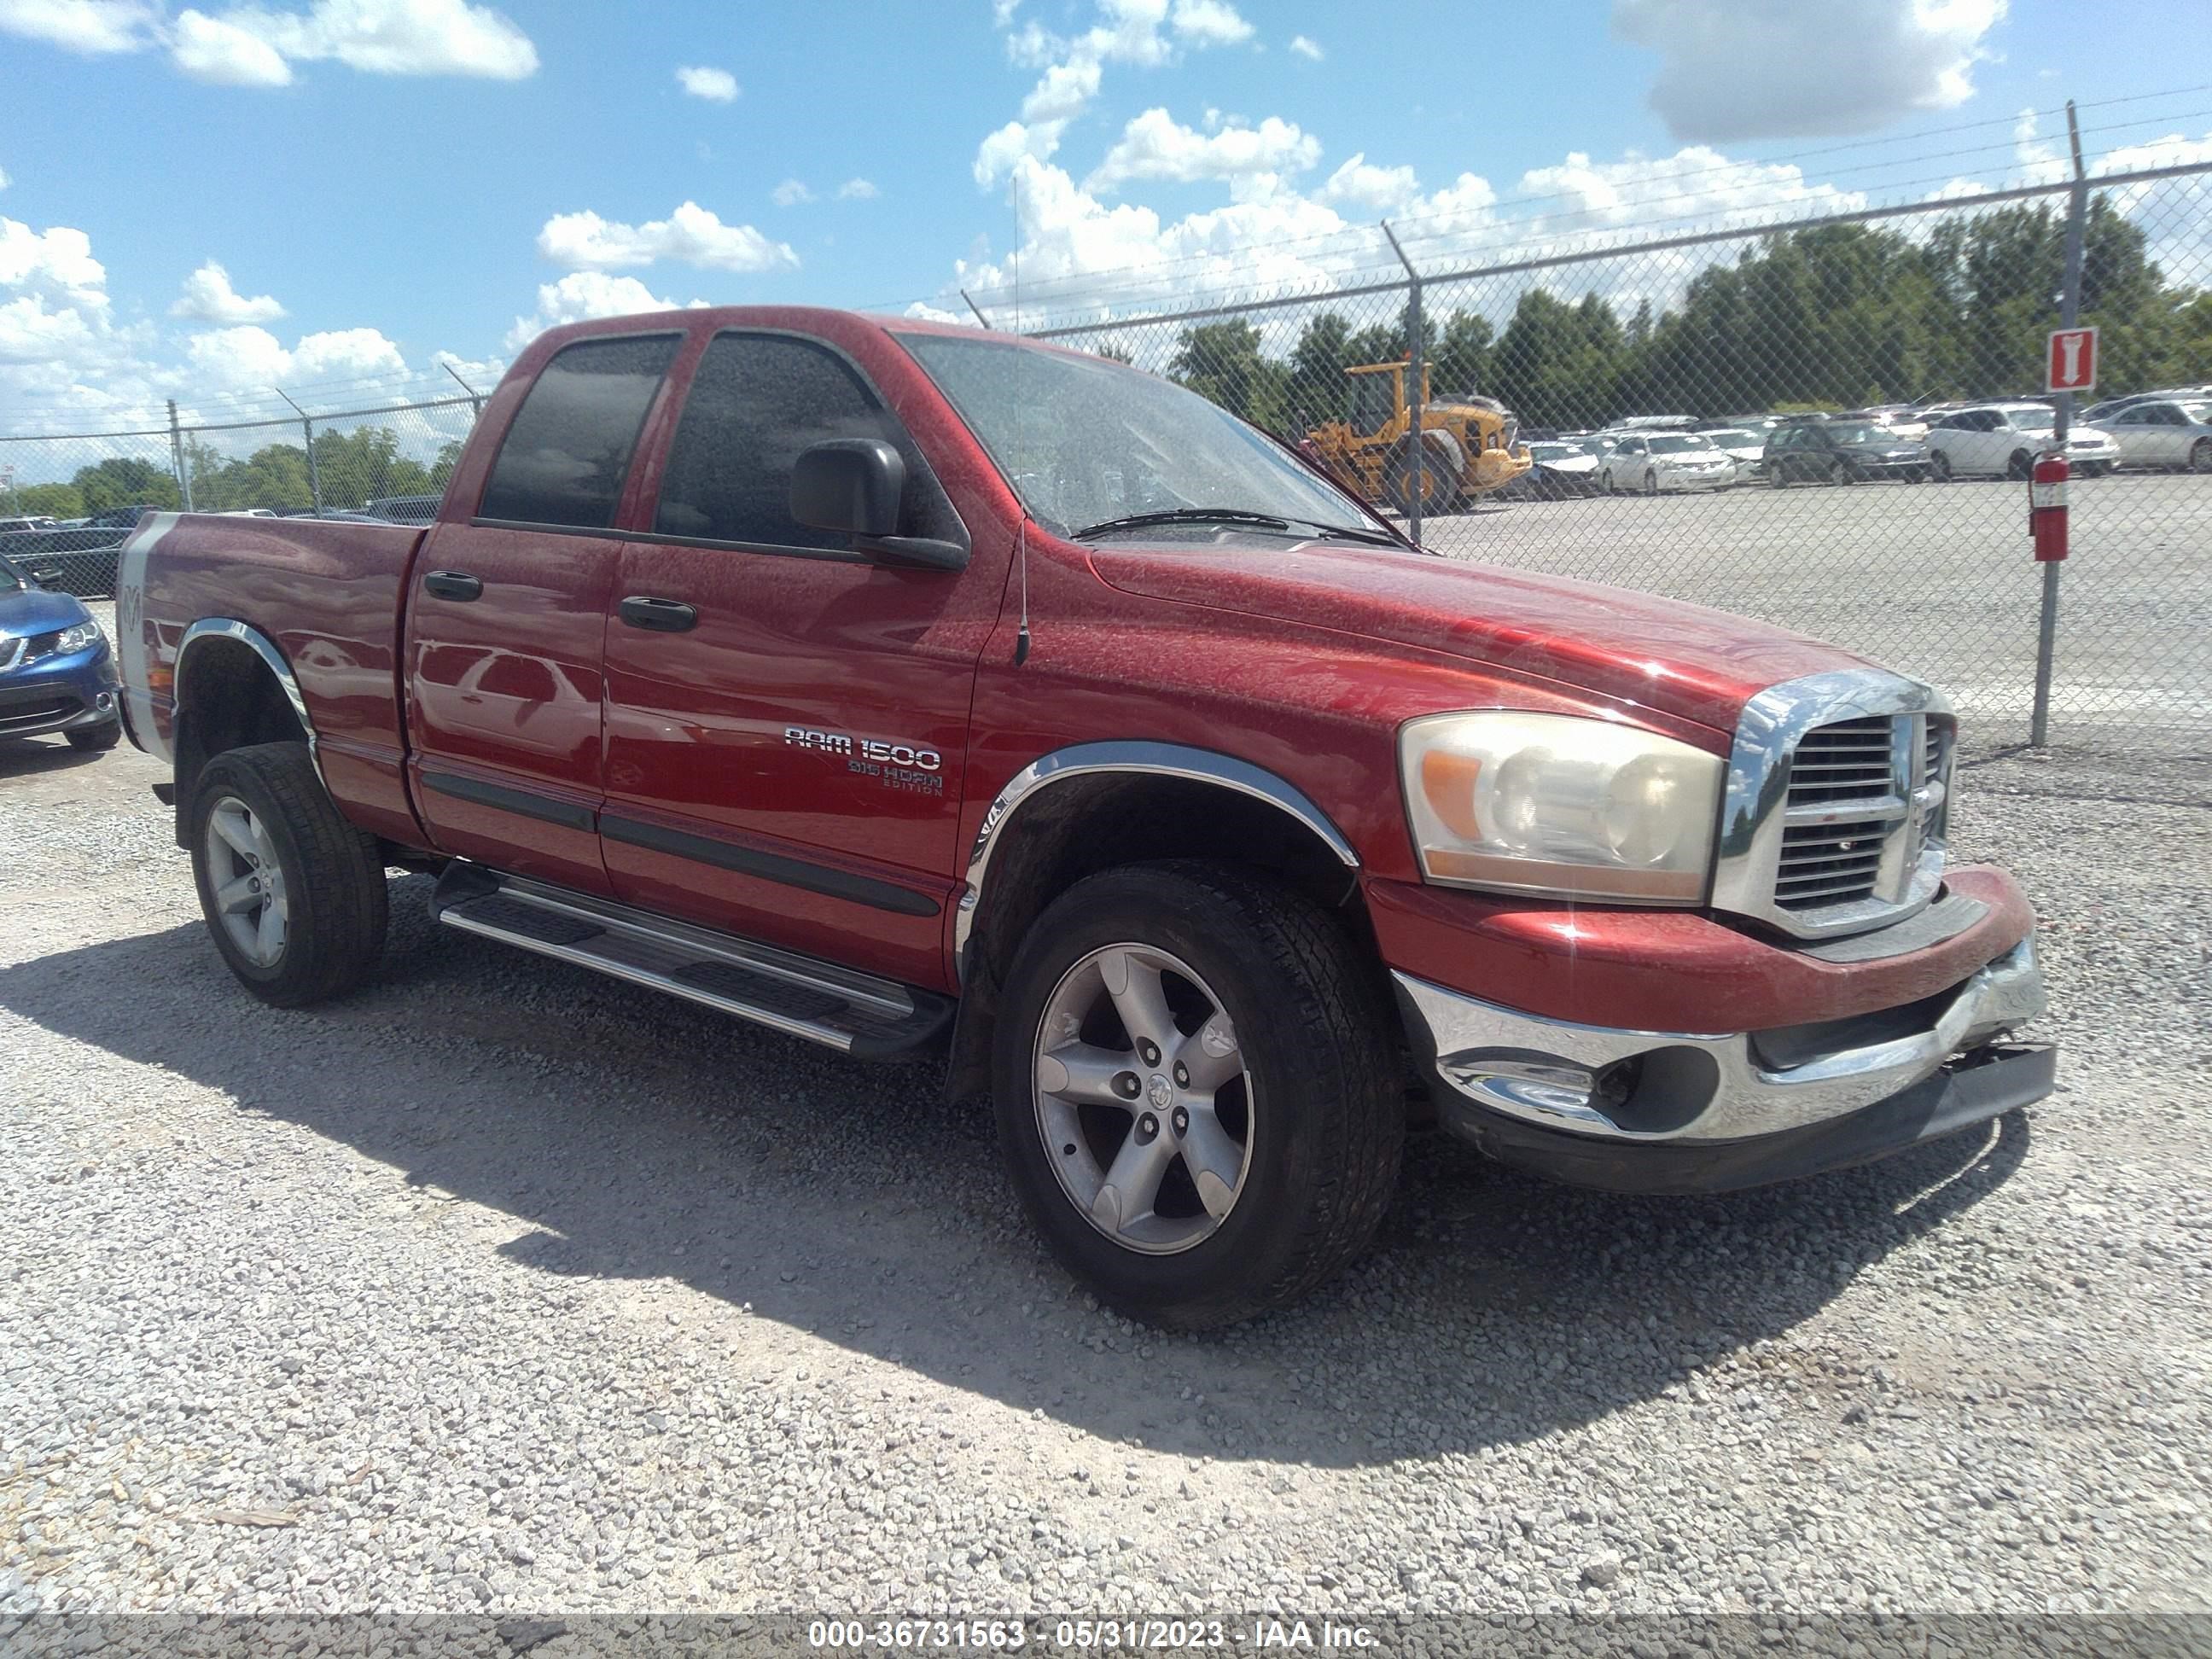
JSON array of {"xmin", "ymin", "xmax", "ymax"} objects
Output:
[{"xmin": 1395, "ymin": 935, "xmax": 2047, "ymax": 1147}]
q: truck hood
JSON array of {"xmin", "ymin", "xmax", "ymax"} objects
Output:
[{"xmin": 1086, "ymin": 541, "xmax": 1876, "ymax": 734}]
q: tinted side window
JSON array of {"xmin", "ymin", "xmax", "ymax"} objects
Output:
[
  {"xmin": 655, "ymin": 332, "xmax": 960, "ymax": 550},
  {"xmin": 480, "ymin": 335, "xmax": 679, "ymax": 528}
]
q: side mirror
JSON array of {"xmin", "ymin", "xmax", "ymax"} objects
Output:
[{"xmin": 789, "ymin": 439, "xmax": 969, "ymax": 572}]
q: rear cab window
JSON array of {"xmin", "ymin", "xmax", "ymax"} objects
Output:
[{"xmin": 478, "ymin": 335, "xmax": 682, "ymax": 528}]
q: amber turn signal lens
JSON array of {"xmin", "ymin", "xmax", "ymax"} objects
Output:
[{"xmin": 1418, "ymin": 748, "xmax": 1484, "ymax": 841}]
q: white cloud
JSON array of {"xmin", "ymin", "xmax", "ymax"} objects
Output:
[
  {"xmin": 1087, "ymin": 108, "xmax": 1319, "ymax": 194},
  {"xmin": 180, "ymin": 323, "xmax": 405, "ymax": 391},
  {"xmin": 1613, "ymin": 0, "xmax": 2004, "ymax": 143},
  {"xmin": 0, "ymin": 0, "xmax": 158, "ymax": 54},
  {"xmin": 506, "ymin": 271, "xmax": 696, "ymax": 351},
  {"xmin": 771, "ymin": 179, "xmax": 813, "ymax": 208},
  {"xmin": 172, "ymin": 9, "xmax": 291, "ymax": 84},
  {"xmin": 1021, "ymin": 55, "xmax": 1101, "ymax": 122},
  {"xmin": 0, "ymin": 218, "xmax": 108, "ymax": 303},
  {"xmin": 836, "ymin": 178, "xmax": 879, "ymax": 201},
  {"xmin": 2, "ymin": 0, "xmax": 539, "ymax": 80},
  {"xmin": 536, "ymin": 201, "xmax": 797, "ymax": 273},
  {"xmin": 675, "ymin": 63, "xmax": 736, "ymax": 102},
  {"xmin": 1288, "ymin": 34, "xmax": 1321, "ymax": 61},
  {"xmin": 1167, "ymin": 0, "xmax": 1252, "ymax": 47},
  {"xmin": 1321, "ymin": 152, "xmax": 1417, "ymax": 212},
  {"xmin": 171, "ymin": 259, "xmax": 287, "ymax": 323},
  {"xmin": 0, "ymin": 165, "xmax": 9, "ymax": 189},
  {"xmin": 214, "ymin": 0, "xmax": 538, "ymax": 79}
]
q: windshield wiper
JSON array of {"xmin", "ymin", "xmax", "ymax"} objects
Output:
[
  {"xmin": 1070, "ymin": 508, "xmax": 1293, "ymax": 539},
  {"xmin": 1289, "ymin": 520, "xmax": 1401, "ymax": 547}
]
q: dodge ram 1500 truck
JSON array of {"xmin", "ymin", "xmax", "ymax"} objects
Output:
[{"xmin": 115, "ymin": 306, "xmax": 2053, "ymax": 1328}]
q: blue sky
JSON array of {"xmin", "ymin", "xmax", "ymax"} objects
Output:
[{"xmin": 3, "ymin": 0, "xmax": 2209, "ymax": 429}]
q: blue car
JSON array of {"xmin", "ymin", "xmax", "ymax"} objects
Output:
[{"xmin": 0, "ymin": 551, "xmax": 122, "ymax": 751}]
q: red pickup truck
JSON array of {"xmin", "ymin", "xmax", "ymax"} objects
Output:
[{"xmin": 115, "ymin": 306, "xmax": 2052, "ymax": 1327}]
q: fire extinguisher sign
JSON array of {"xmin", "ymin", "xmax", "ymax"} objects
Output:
[{"xmin": 2046, "ymin": 326, "xmax": 2098, "ymax": 393}]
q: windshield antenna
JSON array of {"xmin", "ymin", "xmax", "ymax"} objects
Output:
[{"xmin": 1012, "ymin": 164, "xmax": 1032, "ymax": 667}]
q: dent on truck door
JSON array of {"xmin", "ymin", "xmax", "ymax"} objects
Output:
[
  {"xmin": 599, "ymin": 329, "xmax": 998, "ymax": 991},
  {"xmin": 405, "ymin": 333, "xmax": 681, "ymax": 894}
]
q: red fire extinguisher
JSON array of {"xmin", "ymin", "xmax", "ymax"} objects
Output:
[{"xmin": 2030, "ymin": 451, "xmax": 2069, "ymax": 562}]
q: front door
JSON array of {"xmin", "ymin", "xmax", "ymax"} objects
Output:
[
  {"xmin": 599, "ymin": 329, "xmax": 1003, "ymax": 990},
  {"xmin": 405, "ymin": 331, "xmax": 681, "ymax": 894}
]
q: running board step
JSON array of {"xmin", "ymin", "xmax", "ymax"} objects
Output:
[{"xmin": 430, "ymin": 866, "xmax": 953, "ymax": 1060}]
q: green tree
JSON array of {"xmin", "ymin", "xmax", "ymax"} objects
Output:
[
  {"xmin": 1285, "ymin": 312, "xmax": 1356, "ymax": 428},
  {"xmin": 1168, "ymin": 320, "xmax": 1289, "ymax": 433},
  {"xmin": 1428, "ymin": 310, "xmax": 1495, "ymax": 400},
  {"xmin": 70, "ymin": 457, "xmax": 180, "ymax": 513},
  {"xmin": 428, "ymin": 440, "xmax": 466, "ymax": 492},
  {"xmin": 13, "ymin": 482, "xmax": 84, "ymax": 518}
]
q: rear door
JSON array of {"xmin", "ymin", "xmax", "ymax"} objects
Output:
[
  {"xmin": 405, "ymin": 332, "xmax": 681, "ymax": 894},
  {"xmin": 597, "ymin": 328, "xmax": 998, "ymax": 989}
]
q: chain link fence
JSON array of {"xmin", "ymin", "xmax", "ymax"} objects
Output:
[
  {"xmin": 5, "ymin": 163, "xmax": 2209, "ymax": 760},
  {"xmin": 0, "ymin": 393, "xmax": 481, "ymax": 599},
  {"xmin": 1010, "ymin": 162, "xmax": 2212, "ymax": 761}
]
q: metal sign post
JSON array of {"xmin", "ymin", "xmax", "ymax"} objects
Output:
[{"xmin": 2031, "ymin": 102, "xmax": 2088, "ymax": 750}]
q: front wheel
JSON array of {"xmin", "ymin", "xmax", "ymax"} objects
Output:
[
  {"xmin": 1930, "ymin": 451, "xmax": 1953, "ymax": 482},
  {"xmin": 1642, "ymin": 469, "xmax": 1660, "ymax": 496},
  {"xmin": 992, "ymin": 862, "xmax": 1403, "ymax": 1330},
  {"xmin": 189, "ymin": 742, "xmax": 389, "ymax": 1006},
  {"xmin": 2006, "ymin": 449, "xmax": 2034, "ymax": 481},
  {"xmin": 65, "ymin": 718, "xmax": 122, "ymax": 751}
]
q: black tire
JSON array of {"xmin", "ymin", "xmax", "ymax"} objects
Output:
[
  {"xmin": 2192, "ymin": 439, "xmax": 2212, "ymax": 475},
  {"xmin": 1826, "ymin": 457, "xmax": 1850, "ymax": 486},
  {"xmin": 1384, "ymin": 447, "xmax": 1456, "ymax": 518},
  {"xmin": 2006, "ymin": 449, "xmax": 2034, "ymax": 481},
  {"xmin": 992, "ymin": 861, "xmax": 1403, "ymax": 1330},
  {"xmin": 1930, "ymin": 450, "xmax": 1953, "ymax": 481},
  {"xmin": 65, "ymin": 718, "xmax": 122, "ymax": 751},
  {"xmin": 1767, "ymin": 463, "xmax": 1788, "ymax": 488},
  {"xmin": 189, "ymin": 741, "xmax": 388, "ymax": 1007},
  {"xmin": 1641, "ymin": 469, "xmax": 1659, "ymax": 496}
]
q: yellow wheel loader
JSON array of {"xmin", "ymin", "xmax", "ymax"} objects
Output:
[{"xmin": 1302, "ymin": 360, "xmax": 1531, "ymax": 516}]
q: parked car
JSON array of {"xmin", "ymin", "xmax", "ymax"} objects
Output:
[
  {"xmin": 113, "ymin": 304, "xmax": 2054, "ymax": 1329},
  {"xmin": 363, "ymin": 494, "xmax": 444, "ymax": 524},
  {"xmin": 0, "ymin": 552, "xmax": 121, "ymax": 749},
  {"xmin": 0, "ymin": 515, "xmax": 61, "ymax": 533},
  {"xmin": 0, "ymin": 522, "xmax": 133, "ymax": 597},
  {"xmin": 2101, "ymin": 397, "xmax": 2212, "ymax": 472},
  {"xmin": 1764, "ymin": 419, "xmax": 1930, "ymax": 486},
  {"xmin": 1599, "ymin": 430, "xmax": 1734, "ymax": 493},
  {"xmin": 1924, "ymin": 403, "xmax": 2119, "ymax": 480},
  {"xmin": 1510, "ymin": 440, "xmax": 1604, "ymax": 498},
  {"xmin": 1698, "ymin": 427, "xmax": 1769, "ymax": 481}
]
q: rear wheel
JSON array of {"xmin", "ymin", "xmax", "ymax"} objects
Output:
[
  {"xmin": 1641, "ymin": 469, "xmax": 1660, "ymax": 496},
  {"xmin": 1930, "ymin": 451, "xmax": 1953, "ymax": 482},
  {"xmin": 2006, "ymin": 449, "xmax": 2034, "ymax": 480},
  {"xmin": 1385, "ymin": 448, "xmax": 1456, "ymax": 519},
  {"xmin": 992, "ymin": 862, "xmax": 1402, "ymax": 1330},
  {"xmin": 189, "ymin": 742, "xmax": 388, "ymax": 1006},
  {"xmin": 2192, "ymin": 439, "xmax": 2212, "ymax": 474}
]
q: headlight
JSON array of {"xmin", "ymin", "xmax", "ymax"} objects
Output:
[
  {"xmin": 1400, "ymin": 711, "xmax": 1725, "ymax": 903},
  {"xmin": 56, "ymin": 620, "xmax": 103, "ymax": 654}
]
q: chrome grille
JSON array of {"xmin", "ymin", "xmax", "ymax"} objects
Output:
[{"xmin": 1710, "ymin": 670, "xmax": 1953, "ymax": 942}]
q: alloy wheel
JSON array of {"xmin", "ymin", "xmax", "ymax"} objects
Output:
[
  {"xmin": 1031, "ymin": 942, "xmax": 1254, "ymax": 1255},
  {"xmin": 203, "ymin": 795, "xmax": 288, "ymax": 967}
]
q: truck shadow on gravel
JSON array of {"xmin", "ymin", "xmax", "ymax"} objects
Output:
[{"xmin": 3, "ymin": 880, "xmax": 2033, "ymax": 1468}]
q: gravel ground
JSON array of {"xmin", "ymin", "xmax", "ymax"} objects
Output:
[{"xmin": 3, "ymin": 625, "xmax": 2209, "ymax": 1620}]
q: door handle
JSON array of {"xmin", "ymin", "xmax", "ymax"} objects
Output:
[
  {"xmin": 423, "ymin": 570, "xmax": 483, "ymax": 602},
  {"xmin": 620, "ymin": 595, "xmax": 698, "ymax": 632}
]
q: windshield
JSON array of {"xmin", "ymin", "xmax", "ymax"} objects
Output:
[
  {"xmin": 1703, "ymin": 429, "xmax": 1757, "ymax": 445},
  {"xmin": 897, "ymin": 334, "xmax": 1372, "ymax": 538},
  {"xmin": 2005, "ymin": 406, "xmax": 2057, "ymax": 431},
  {"xmin": 1648, "ymin": 434, "xmax": 1713, "ymax": 454},
  {"xmin": 2177, "ymin": 401, "xmax": 2210, "ymax": 424},
  {"xmin": 0, "ymin": 554, "xmax": 28, "ymax": 591},
  {"xmin": 1825, "ymin": 423, "xmax": 1883, "ymax": 445},
  {"xmin": 1528, "ymin": 443, "xmax": 1575, "ymax": 461}
]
